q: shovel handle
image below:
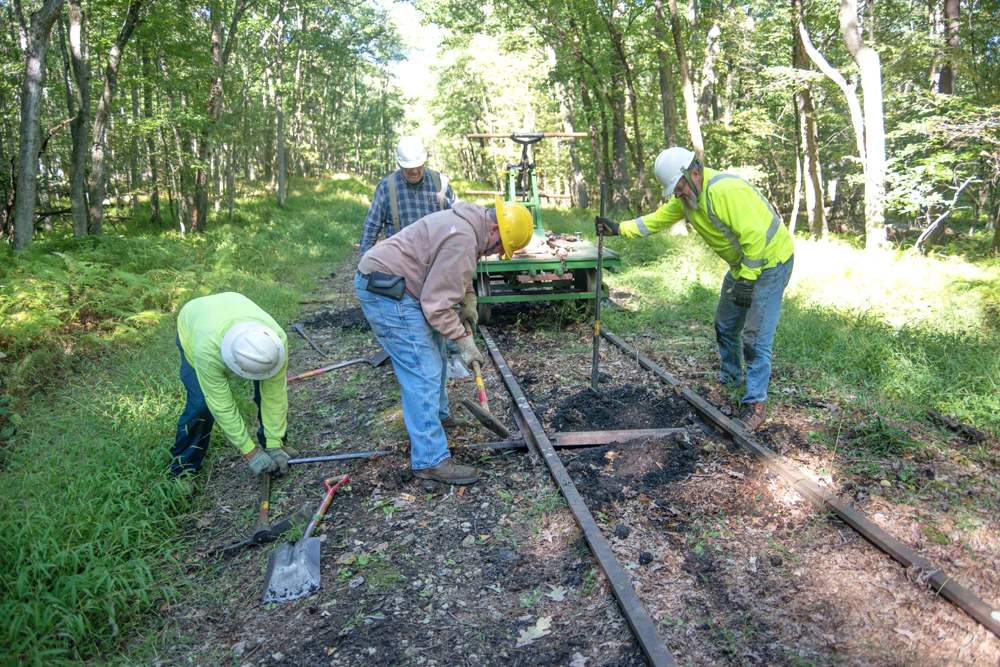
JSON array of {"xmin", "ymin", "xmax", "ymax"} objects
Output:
[
  {"xmin": 304, "ymin": 474, "xmax": 349, "ymax": 539},
  {"xmin": 287, "ymin": 358, "xmax": 365, "ymax": 382},
  {"xmin": 463, "ymin": 321, "xmax": 490, "ymax": 410}
]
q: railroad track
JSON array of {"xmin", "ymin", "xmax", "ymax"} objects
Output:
[{"xmin": 473, "ymin": 324, "xmax": 1000, "ymax": 666}]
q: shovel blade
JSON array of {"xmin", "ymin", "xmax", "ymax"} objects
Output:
[
  {"xmin": 262, "ymin": 538, "xmax": 321, "ymax": 604},
  {"xmin": 368, "ymin": 349, "xmax": 390, "ymax": 367},
  {"xmin": 461, "ymin": 398, "xmax": 511, "ymax": 439}
]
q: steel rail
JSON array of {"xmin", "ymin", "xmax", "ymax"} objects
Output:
[
  {"xmin": 467, "ymin": 428, "xmax": 688, "ymax": 451},
  {"xmin": 601, "ymin": 329, "xmax": 1000, "ymax": 640},
  {"xmin": 479, "ymin": 327, "xmax": 678, "ymax": 667}
]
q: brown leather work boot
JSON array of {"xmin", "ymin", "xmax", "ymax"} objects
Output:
[
  {"xmin": 441, "ymin": 414, "xmax": 470, "ymax": 430},
  {"xmin": 738, "ymin": 402, "xmax": 767, "ymax": 431},
  {"xmin": 413, "ymin": 457, "xmax": 479, "ymax": 485},
  {"xmin": 281, "ymin": 445, "xmax": 300, "ymax": 459}
]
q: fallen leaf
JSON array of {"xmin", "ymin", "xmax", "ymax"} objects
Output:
[
  {"xmin": 196, "ymin": 516, "xmax": 214, "ymax": 529},
  {"xmin": 230, "ymin": 641, "xmax": 246, "ymax": 656},
  {"xmin": 569, "ymin": 653, "xmax": 589, "ymax": 667},
  {"xmin": 516, "ymin": 616, "xmax": 552, "ymax": 647},
  {"xmin": 336, "ymin": 553, "xmax": 357, "ymax": 565},
  {"xmin": 893, "ymin": 627, "xmax": 917, "ymax": 641},
  {"xmin": 544, "ymin": 585, "xmax": 567, "ymax": 602}
]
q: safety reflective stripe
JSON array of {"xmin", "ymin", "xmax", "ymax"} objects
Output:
[
  {"xmin": 387, "ymin": 170, "xmax": 401, "ymax": 227},
  {"xmin": 704, "ymin": 174, "xmax": 782, "ymax": 269},
  {"xmin": 635, "ymin": 217, "xmax": 652, "ymax": 237}
]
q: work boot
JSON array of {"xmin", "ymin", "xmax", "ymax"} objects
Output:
[
  {"xmin": 737, "ymin": 402, "xmax": 767, "ymax": 431},
  {"xmin": 413, "ymin": 457, "xmax": 479, "ymax": 485},
  {"xmin": 441, "ymin": 414, "xmax": 470, "ymax": 430},
  {"xmin": 281, "ymin": 445, "xmax": 300, "ymax": 459}
]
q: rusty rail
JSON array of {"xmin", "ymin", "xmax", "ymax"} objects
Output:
[
  {"xmin": 480, "ymin": 327, "xmax": 678, "ymax": 667},
  {"xmin": 601, "ymin": 329, "xmax": 1000, "ymax": 640}
]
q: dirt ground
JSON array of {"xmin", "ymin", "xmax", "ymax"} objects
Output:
[{"xmin": 144, "ymin": 263, "xmax": 1000, "ymax": 667}]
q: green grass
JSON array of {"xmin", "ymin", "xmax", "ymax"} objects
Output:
[{"xmin": 0, "ymin": 177, "xmax": 367, "ymax": 666}]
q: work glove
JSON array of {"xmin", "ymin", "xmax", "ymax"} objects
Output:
[
  {"xmin": 455, "ymin": 334, "xmax": 486, "ymax": 367},
  {"xmin": 594, "ymin": 216, "xmax": 620, "ymax": 236},
  {"xmin": 732, "ymin": 277, "xmax": 755, "ymax": 309},
  {"xmin": 266, "ymin": 447, "xmax": 290, "ymax": 475},
  {"xmin": 459, "ymin": 293, "xmax": 478, "ymax": 329},
  {"xmin": 248, "ymin": 448, "xmax": 279, "ymax": 475}
]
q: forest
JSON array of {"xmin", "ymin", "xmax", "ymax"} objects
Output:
[{"xmin": 1, "ymin": 0, "xmax": 999, "ymax": 664}]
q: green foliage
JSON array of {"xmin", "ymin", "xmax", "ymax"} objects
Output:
[{"xmin": 0, "ymin": 178, "xmax": 366, "ymax": 666}]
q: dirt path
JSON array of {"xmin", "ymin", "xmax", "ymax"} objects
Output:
[{"xmin": 152, "ymin": 263, "xmax": 1000, "ymax": 667}]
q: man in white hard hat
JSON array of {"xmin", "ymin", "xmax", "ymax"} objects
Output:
[
  {"xmin": 171, "ymin": 292, "xmax": 298, "ymax": 488},
  {"xmin": 596, "ymin": 148, "xmax": 795, "ymax": 431},
  {"xmin": 359, "ymin": 136, "xmax": 457, "ymax": 254},
  {"xmin": 355, "ymin": 197, "xmax": 533, "ymax": 484}
]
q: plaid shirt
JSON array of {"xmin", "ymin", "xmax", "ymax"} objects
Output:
[{"xmin": 359, "ymin": 169, "xmax": 458, "ymax": 254}]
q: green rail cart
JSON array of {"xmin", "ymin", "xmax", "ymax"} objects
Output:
[{"xmin": 464, "ymin": 132, "xmax": 621, "ymax": 324}]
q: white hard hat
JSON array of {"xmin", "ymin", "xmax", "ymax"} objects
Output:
[
  {"xmin": 396, "ymin": 136, "xmax": 428, "ymax": 168},
  {"xmin": 654, "ymin": 148, "xmax": 697, "ymax": 197},
  {"xmin": 221, "ymin": 321, "xmax": 286, "ymax": 380}
]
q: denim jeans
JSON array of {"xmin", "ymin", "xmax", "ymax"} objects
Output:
[
  {"xmin": 355, "ymin": 272, "xmax": 451, "ymax": 471},
  {"xmin": 714, "ymin": 256, "xmax": 794, "ymax": 405},
  {"xmin": 170, "ymin": 337, "xmax": 274, "ymax": 476}
]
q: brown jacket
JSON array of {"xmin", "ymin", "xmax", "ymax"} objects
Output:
[{"xmin": 358, "ymin": 201, "xmax": 490, "ymax": 340}]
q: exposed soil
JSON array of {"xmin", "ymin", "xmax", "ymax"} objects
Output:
[{"xmin": 142, "ymin": 263, "xmax": 1000, "ymax": 667}]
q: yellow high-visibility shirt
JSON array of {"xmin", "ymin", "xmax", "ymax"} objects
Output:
[
  {"xmin": 619, "ymin": 168, "xmax": 794, "ymax": 280},
  {"xmin": 178, "ymin": 292, "xmax": 287, "ymax": 454}
]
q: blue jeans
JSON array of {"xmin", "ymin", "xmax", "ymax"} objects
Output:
[
  {"xmin": 714, "ymin": 256, "xmax": 794, "ymax": 405},
  {"xmin": 170, "ymin": 337, "xmax": 274, "ymax": 476},
  {"xmin": 355, "ymin": 272, "xmax": 451, "ymax": 471}
]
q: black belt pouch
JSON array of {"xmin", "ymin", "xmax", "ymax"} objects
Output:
[{"xmin": 366, "ymin": 271, "xmax": 406, "ymax": 300}]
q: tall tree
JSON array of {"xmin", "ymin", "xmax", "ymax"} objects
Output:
[
  {"xmin": 12, "ymin": 0, "xmax": 64, "ymax": 250},
  {"xmin": 840, "ymin": 0, "xmax": 887, "ymax": 250},
  {"xmin": 653, "ymin": 0, "xmax": 679, "ymax": 147},
  {"xmin": 88, "ymin": 0, "xmax": 147, "ymax": 236},
  {"xmin": 792, "ymin": 0, "xmax": 826, "ymax": 238},
  {"xmin": 938, "ymin": 0, "xmax": 960, "ymax": 94},
  {"xmin": 666, "ymin": 0, "xmax": 704, "ymax": 162}
]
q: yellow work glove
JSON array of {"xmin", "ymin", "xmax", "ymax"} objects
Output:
[{"xmin": 455, "ymin": 334, "xmax": 485, "ymax": 367}]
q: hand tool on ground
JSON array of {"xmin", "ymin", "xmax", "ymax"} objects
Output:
[
  {"xmin": 459, "ymin": 322, "xmax": 511, "ymax": 439},
  {"xmin": 591, "ymin": 181, "xmax": 606, "ymax": 394},
  {"xmin": 216, "ymin": 473, "xmax": 273, "ymax": 557},
  {"xmin": 262, "ymin": 474, "xmax": 348, "ymax": 604},
  {"xmin": 290, "ymin": 322, "xmax": 328, "ymax": 358},
  {"xmin": 287, "ymin": 349, "xmax": 390, "ymax": 382},
  {"xmin": 288, "ymin": 450, "xmax": 393, "ymax": 465}
]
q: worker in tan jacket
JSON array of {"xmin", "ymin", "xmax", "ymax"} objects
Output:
[{"xmin": 355, "ymin": 198, "xmax": 532, "ymax": 484}]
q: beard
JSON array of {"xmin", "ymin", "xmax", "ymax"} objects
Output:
[{"xmin": 682, "ymin": 194, "xmax": 699, "ymax": 210}]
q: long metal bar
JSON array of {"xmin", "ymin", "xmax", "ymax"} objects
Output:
[
  {"xmin": 591, "ymin": 181, "xmax": 605, "ymax": 392},
  {"xmin": 467, "ymin": 429, "xmax": 687, "ymax": 451},
  {"xmin": 601, "ymin": 329, "xmax": 1000, "ymax": 639},
  {"xmin": 288, "ymin": 451, "xmax": 392, "ymax": 465},
  {"xmin": 480, "ymin": 327, "xmax": 678, "ymax": 667}
]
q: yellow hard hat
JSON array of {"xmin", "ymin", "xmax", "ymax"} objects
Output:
[{"xmin": 494, "ymin": 195, "xmax": 533, "ymax": 259}]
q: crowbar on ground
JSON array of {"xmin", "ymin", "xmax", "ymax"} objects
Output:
[{"xmin": 287, "ymin": 349, "xmax": 390, "ymax": 382}]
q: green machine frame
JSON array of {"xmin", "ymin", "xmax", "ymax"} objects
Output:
[{"xmin": 465, "ymin": 132, "xmax": 621, "ymax": 324}]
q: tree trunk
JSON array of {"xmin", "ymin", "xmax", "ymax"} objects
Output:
[
  {"xmin": 699, "ymin": 23, "xmax": 721, "ymax": 123},
  {"xmin": 666, "ymin": 0, "xmax": 704, "ymax": 163},
  {"xmin": 790, "ymin": 148, "xmax": 802, "ymax": 233},
  {"xmin": 609, "ymin": 75, "xmax": 630, "ymax": 212},
  {"xmin": 653, "ymin": 0, "xmax": 680, "ymax": 147},
  {"xmin": 141, "ymin": 47, "xmax": 160, "ymax": 224},
  {"xmin": 840, "ymin": 0, "xmax": 887, "ymax": 250},
  {"xmin": 792, "ymin": 0, "xmax": 826, "ymax": 239},
  {"xmin": 87, "ymin": 0, "xmax": 144, "ymax": 236},
  {"xmin": 129, "ymin": 84, "xmax": 140, "ymax": 212},
  {"xmin": 13, "ymin": 0, "xmax": 64, "ymax": 251},
  {"xmin": 554, "ymin": 78, "xmax": 587, "ymax": 208},
  {"xmin": 275, "ymin": 3, "xmax": 286, "ymax": 208},
  {"xmin": 938, "ymin": 0, "xmax": 960, "ymax": 94}
]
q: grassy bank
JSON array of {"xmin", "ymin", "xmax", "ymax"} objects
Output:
[{"xmin": 0, "ymin": 177, "xmax": 368, "ymax": 665}]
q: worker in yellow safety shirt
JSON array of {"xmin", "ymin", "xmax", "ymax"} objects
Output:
[
  {"xmin": 595, "ymin": 148, "xmax": 794, "ymax": 431},
  {"xmin": 171, "ymin": 292, "xmax": 299, "ymax": 490}
]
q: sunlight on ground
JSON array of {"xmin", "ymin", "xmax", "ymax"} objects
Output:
[{"xmin": 789, "ymin": 239, "xmax": 998, "ymax": 333}]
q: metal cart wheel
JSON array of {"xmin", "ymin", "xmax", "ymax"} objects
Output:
[{"xmin": 475, "ymin": 274, "xmax": 492, "ymax": 325}]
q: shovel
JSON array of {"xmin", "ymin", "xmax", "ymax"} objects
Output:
[
  {"xmin": 290, "ymin": 322, "xmax": 328, "ymax": 358},
  {"xmin": 261, "ymin": 474, "xmax": 348, "ymax": 604},
  {"xmin": 287, "ymin": 349, "xmax": 390, "ymax": 382}
]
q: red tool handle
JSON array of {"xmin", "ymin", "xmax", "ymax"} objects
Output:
[{"xmin": 303, "ymin": 474, "xmax": 349, "ymax": 539}]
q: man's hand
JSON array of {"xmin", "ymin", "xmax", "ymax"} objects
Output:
[
  {"xmin": 732, "ymin": 278, "xmax": 755, "ymax": 309},
  {"xmin": 455, "ymin": 334, "xmax": 485, "ymax": 367},
  {"xmin": 594, "ymin": 216, "xmax": 620, "ymax": 236},
  {"xmin": 459, "ymin": 293, "xmax": 478, "ymax": 329},
  {"xmin": 266, "ymin": 447, "xmax": 290, "ymax": 475},
  {"xmin": 247, "ymin": 447, "xmax": 279, "ymax": 475}
]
